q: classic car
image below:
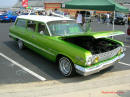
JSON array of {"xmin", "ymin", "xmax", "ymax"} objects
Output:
[{"xmin": 9, "ymin": 15, "xmax": 125, "ymax": 77}]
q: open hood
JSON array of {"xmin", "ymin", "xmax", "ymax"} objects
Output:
[
  {"xmin": 86, "ymin": 31, "xmax": 125, "ymax": 38},
  {"xmin": 60, "ymin": 31, "xmax": 125, "ymax": 39}
]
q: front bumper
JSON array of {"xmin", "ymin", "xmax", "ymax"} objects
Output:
[
  {"xmin": 75, "ymin": 53, "xmax": 125, "ymax": 76},
  {"xmin": 115, "ymin": 21, "xmax": 125, "ymax": 24},
  {"xmin": 1, "ymin": 18, "xmax": 10, "ymax": 21}
]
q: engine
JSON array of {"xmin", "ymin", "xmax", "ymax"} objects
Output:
[{"xmin": 62, "ymin": 36, "xmax": 121, "ymax": 54}]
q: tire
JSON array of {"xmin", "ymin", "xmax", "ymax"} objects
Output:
[
  {"xmin": 17, "ymin": 39, "xmax": 24, "ymax": 49},
  {"xmin": 122, "ymin": 22, "xmax": 125, "ymax": 25},
  {"xmin": 58, "ymin": 56, "xmax": 76, "ymax": 77}
]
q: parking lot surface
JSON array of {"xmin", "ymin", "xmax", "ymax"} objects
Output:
[
  {"xmin": 0, "ymin": 22, "xmax": 130, "ymax": 84},
  {"xmin": 0, "ymin": 55, "xmax": 40, "ymax": 84}
]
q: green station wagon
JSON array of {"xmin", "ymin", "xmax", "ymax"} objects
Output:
[{"xmin": 9, "ymin": 15, "xmax": 125, "ymax": 77}]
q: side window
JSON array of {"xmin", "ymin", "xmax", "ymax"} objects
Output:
[
  {"xmin": 16, "ymin": 19, "xmax": 26, "ymax": 28},
  {"xmin": 38, "ymin": 23, "xmax": 49, "ymax": 36},
  {"xmin": 27, "ymin": 20, "xmax": 36, "ymax": 32}
]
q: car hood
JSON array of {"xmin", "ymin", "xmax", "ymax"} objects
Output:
[{"xmin": 60, "ymin": 31, "xmax": 125, "ymax": 39}]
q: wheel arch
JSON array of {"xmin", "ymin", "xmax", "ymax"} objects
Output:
[{"xmin": 56, "ymin": 54, "xmax": 74, "ymax": 64}]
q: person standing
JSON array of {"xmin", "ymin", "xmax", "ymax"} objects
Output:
[
  {"xmin": 75, "ymin": 11, "xmax": 83, "ymax": 26},
  {"xmin": 102, "ymin": 14, "xmax": 106, "ymax": 24},
  {"xmin": 106, "ymin": 13, "xmax": 110, "ymax": 24}
]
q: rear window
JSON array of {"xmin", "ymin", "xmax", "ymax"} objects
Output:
[{"xmin": 16, "ymin": 19, "xmax": 26, "ymax": 28}]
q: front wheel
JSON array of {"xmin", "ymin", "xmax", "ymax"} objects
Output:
[{"xmin": 58, "ymin": 56, "xmax": 76, "ymax": 77}]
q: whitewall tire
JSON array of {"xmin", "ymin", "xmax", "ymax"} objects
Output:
[{"xmin": 58, "ymin": 56, "xmax": 76, "ymax": 77}]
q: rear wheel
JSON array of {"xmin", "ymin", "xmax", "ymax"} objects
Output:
[
  {"xmin": 17, "ymin": 39, "xmax": 24, "ymax": 49},
  {"xmin": 58, "ymin": 56, "xmax": 76, "ymax": 77}
]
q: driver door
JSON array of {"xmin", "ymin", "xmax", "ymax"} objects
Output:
[{"xmin": 35, "ymin": 22, "xmax": 56, "ymax": 60}]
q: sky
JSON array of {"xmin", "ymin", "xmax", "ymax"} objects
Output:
[{"xmin": 0, "ymin": 0, "xmax": 18, "ymax": 8}]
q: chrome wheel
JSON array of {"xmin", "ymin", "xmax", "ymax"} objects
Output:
[
  {"xmin": 18, "ymin": 39, "xmax": 24, "ymax": 49},
  {"xmin": 59, "ymin": 57, "xmax": 75, "ymax": 77}
]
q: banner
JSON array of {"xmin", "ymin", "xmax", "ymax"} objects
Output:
[{"xmin": 22, "ymin": 0, "xmax": 28, "ymax": 7}]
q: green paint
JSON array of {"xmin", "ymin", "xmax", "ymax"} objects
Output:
[{"xmin": 9, "ymin": 17, "xmax": 125, "ymax": 68}]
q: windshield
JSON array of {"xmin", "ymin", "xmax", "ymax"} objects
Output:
[
  {"xmin": 47, "ymin": 20, "xmax": 85, "ymax": 36},
  {"xmin": 9, "ymin": 12, "xmax": 17, "ymax": 16},
  {"xmin": 116, "ymin": 13, "xmax": 125, "ymax": 17}
]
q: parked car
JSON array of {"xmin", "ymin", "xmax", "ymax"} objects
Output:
[
  {"xmin": 110, "ymin": 13, "xmax": 126, "ymax": 25},
  {"xmin": 0, "ymin": 11, "xmax": 17, "ymax": 22},
  {"xmin": 9, "ymin": 15, "xmax": 125, "ymax": 77}
]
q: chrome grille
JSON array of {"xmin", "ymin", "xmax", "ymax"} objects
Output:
[{"xmin": 92, "ymin": 47, "xmax": 121, "ymax": 62}]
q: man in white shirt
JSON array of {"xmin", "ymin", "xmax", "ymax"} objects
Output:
[
  {"xmin": 106, "ymin": 13, "xmax": 110, "ymax": 24},
  {"xmin": 76, "ymin": 11, "xmax": 83, "ymax": 26}
]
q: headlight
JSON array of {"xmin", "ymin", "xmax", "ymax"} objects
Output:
[
  {"xmin": 86, "ymin": 55, "xmax": 100, "ymax": 66},
  {"xmin": 85, "ymin": 56, "xmax": 92, "ymax": 66},
  {"xmin": 118, "ymin": 47, "xmax": 125, "ymax": 55}
]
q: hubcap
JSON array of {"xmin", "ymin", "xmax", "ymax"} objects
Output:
[{"xmin": 59, "ymin": 57, "xmax": 72, "ymax": 75}]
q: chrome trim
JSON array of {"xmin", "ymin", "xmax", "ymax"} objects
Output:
[
  {"xmin": 75, "ymin": 53, "xmax": 125, "ymax": 76},
  {"xmin": 92, "ymin": 47, "xmax": 122, "ymax": 62},
  {"xmin": 45, "ymin": 23, "xmax": 52, "ymax": 36}
]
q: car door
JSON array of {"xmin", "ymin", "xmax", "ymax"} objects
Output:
[
  {"xmin": 25, "ymin": 20, "xmax": 37, "ymax": 46},
  {"xmin": 34, "ymin": 22, "xmax": 57, "ymax": 60}
]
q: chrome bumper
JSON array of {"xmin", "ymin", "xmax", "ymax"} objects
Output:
[{"xmin": 75, "ymin": 53, "xmax": 125, "ymax": 76}]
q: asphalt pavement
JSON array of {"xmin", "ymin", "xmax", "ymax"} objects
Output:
[{"xmin": 0, "ymin": 22, "xmax": 130, "ymax": 85}]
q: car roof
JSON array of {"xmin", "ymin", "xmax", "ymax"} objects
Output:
[{"xmin": 17, "ymin": 15, "xmax": 73, "ymax": 23}]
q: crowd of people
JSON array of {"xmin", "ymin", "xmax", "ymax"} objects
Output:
[
  {"xmin": 95, "ymin": 13, "xmax": 111, "ymax": 24},
  {"xmin": 75, "ymin": 11, "xmax": 112, "ymax": 26}
]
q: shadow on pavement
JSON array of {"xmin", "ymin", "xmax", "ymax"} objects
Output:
[{"xmin": 3, "ymin": 40, "xmax": 130, "ymax": 83}]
